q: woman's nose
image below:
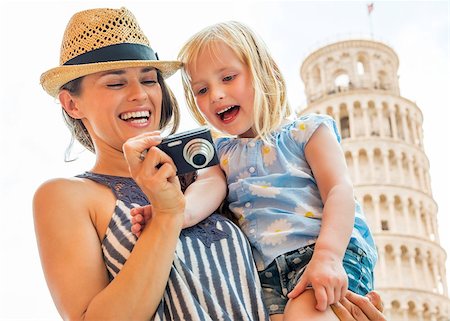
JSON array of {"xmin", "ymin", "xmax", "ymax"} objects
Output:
[{"xmin": 127, "ymin": 81, "xmax": 148, "ymax": 102}]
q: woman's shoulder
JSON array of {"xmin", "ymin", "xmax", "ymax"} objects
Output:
[
  {"xmin": 34, "ymin": 176, "xmax": 92, "ymax": 197},
  {"xmin": 33, "ymin": 175, "xmax": 116, "ymax": 241},
  {"xmin": 33, "ymin": 176, "xmax": 101, "ymax": 220}
]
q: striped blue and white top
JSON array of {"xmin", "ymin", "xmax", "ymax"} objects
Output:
[{"xmin": 77, "ymin": 172, "xmax": 269, "ymax": 321}]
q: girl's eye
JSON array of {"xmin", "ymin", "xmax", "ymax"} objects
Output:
[
  {"xmin": 197, "ymin": 87, "xmax": 207, "ymax": 95},
  {"xmin": 223, "ymin": 75, "xmax": 235, "ymax": 82}
]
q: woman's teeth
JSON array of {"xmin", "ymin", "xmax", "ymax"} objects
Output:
[{"xmin": 120, "ymin": 111, "xmax": 150, "ymax": 121}]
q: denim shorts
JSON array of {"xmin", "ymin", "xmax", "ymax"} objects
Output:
[{"xmin": 258, "ymin": 243, "xmax": 374, "ymax": 315}]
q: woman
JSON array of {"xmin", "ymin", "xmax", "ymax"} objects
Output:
[{"xmin": 34, "ymin": 6, "xmax": 385, "ymax": 321}]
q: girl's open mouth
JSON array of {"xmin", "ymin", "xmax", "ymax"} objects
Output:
[{"xmin": 217, "ymin": 105, "xmax": 239, "ymax": 122}]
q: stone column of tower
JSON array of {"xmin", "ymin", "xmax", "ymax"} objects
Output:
[{"xmin": 299, "ymin": 39, "xmax": 450, "ymax": 321}]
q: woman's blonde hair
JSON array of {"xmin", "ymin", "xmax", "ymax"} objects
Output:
[{"xmin": 178, "ymin": 21, "xmax": 291, "ymax": 143}]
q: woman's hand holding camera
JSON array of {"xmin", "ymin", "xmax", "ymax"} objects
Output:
[{"xmin": 123, "ymin": 132, "xmax": 185, "ymax": 221}]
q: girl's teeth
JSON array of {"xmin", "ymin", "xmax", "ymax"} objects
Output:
[{"xmin": 217, "ymin": 106, "xmax": 233, "ymax": 115}]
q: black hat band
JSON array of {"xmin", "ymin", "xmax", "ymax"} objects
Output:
[{"xmin": 63, "ymin": 43, "xmax": 158, "ymax": 65}]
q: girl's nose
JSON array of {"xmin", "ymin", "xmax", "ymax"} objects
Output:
[{"xmin": 210, "ymin": 86, "xmax": 225, "ymax": 104}]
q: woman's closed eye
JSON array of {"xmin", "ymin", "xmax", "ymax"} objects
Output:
[
  {"xmin": 105, "ymin": 79, "xmax": 157, "ymax": 88},
  {"xmin": 104, "ymin": 76, "xmax": 126, "ymax": 88},
  {"xmin": 106, "ymin": 82, "xmax": 125, "ymax": 88},
  {"xmin": 142, "ymin": 79, "xmax": 157, "ymax": 85}
]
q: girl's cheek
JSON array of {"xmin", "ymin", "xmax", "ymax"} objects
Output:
[
  {"xmin": 200, "ymin": 105, "xmax": 210, "ymax": 116},
  {"xmin": 196, "ymin": 98, "xmax": 207, "ymax": 112}
]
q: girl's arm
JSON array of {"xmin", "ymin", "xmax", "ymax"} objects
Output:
[
  {"xmin": 306, "ymin": 124, "xmax": 355, "ymax": 265},
  {"xmin": 288, "ymin": 124, "xmax": 355, "ymax": 310},
  {"xmin": 183, "ymin": 164, "xmax": 227, "ymax": 227},
  {"xmin": 130, "ymin": 163, "xmax": 227, "ymax": 235}
]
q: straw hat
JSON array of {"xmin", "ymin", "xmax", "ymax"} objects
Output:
[{"xmin": 41, "ymin": 7, "xmax": 182, "ymax": 97}]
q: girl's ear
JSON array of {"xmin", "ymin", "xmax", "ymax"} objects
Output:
[{"xmin": 58, "ymin": 90, "xmax": 84, "ymax": 119}]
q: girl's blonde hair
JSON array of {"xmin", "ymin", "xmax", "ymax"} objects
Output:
[{"xmin": 178, "ymin": 21, "xmax": 291, "ymax": 143}]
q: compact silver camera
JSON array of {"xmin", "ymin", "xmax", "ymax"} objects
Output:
[{"xmin": 157, "ymin": 127, "xmax": 219, "ymax": 175}]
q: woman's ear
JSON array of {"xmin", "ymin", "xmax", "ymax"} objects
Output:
[{"xmin": 58, "ymin": 90, "xmax": 84, "ymax": 119}]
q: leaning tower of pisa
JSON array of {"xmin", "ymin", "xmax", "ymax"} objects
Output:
[{"xmin": 299, "ymin": 39, "xmax": 450, "ymax": 321}]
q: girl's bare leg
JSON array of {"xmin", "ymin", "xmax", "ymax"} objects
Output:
[
  {"xmin": 283, "ymin": 289, "xmax": 340, "ymax": 321},
  {"xmin": 270, "ymin": 314, "xmax": 284, "ymax": 321}
]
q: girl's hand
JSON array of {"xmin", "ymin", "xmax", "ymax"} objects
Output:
[
  {"xmin": 332, "ymin": 291, "xmax": 385, "ymax": 321},
  {"xmin": 131, "ymin": 205, "xmax": 153, "ymax": 237},
  {"xmin": 123, "ymin": 132, "xmax": 185, "ymax": 218},
  {"xmin": 288, "ymin": 250, "xmax": 348, "ymax": 311}
]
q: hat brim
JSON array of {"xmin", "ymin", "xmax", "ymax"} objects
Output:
[{"xmin": 41, "ymin": 60, "xmax": 183, "ymax": 98}]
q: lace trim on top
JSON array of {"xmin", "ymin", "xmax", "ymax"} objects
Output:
[
  {"xmin": 181, "ymin": 214, "xmax": 229, "ymax": 248},
  {"xmin": 76, "ymin": 171, "xmax": 148, "ymax": 207},
  {"xmin": 76, "ymin": 171, "xmax": 229, "ymax": 248}
]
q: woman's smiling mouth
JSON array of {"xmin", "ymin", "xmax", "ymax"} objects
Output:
[{"xmin": 119, "ymin": 110, "xmax": 151, "ymax": 124}]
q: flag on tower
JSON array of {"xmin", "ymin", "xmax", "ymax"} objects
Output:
[{"xmin": 367, "ymin": 3, "xmax": 374, "ymax": 15}]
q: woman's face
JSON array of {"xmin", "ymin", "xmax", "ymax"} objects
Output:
[{"xmin": 74, "ymin": 67, "xmax": 163, "ymax": 152}]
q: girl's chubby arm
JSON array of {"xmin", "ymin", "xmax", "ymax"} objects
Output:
[
  {"xmin": 131, "ymin": 165, "xmax": 227, "ymax": 234},
  {"xmin": 183, "ymin": 164, "xmax": 227, "ymax": 227},
  {"xmin": 33, "ymin": 172, "xmax": 184, "ymax": 320},
  {"xmin": 288, "ymin": 124, "xmax": 355, "ymax": 310},
  {"xmin": 131, "ymin": 165, "xmax": 226, "ymax": 232}
]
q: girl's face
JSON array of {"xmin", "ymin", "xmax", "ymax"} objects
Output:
[
  {"xmin": 188, "ymin": 41, "xmax": 256, "ymax": 138},
  {"xmin": 73, "ymin": 67, "xmax": 162, "ymax": 152}
]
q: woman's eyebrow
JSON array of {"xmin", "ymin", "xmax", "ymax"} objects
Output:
[
  {"xmin": 102, "ymin": 70, "xmax": 125, "ymax": 75},
  {"xmin": 141, "ymin": 67, "xmax": 156, "ymax": 73}
]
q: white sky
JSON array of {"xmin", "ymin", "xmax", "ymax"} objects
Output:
[{"xmin": 0, "ymin": 1, "xmax": 448, "ymax": 320}]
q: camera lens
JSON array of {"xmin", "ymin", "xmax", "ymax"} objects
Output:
[
  {"xmin": 183, "ymin": 138, "xmax": 214, "ymax": 169},
  {"xmin": 192, "ymin": 154, "xmax": 207, "ymax": 166}
]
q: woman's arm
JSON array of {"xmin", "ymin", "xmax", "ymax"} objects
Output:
[
  {"xmin": 34, "ymin": 177, "xmax": 184, "ymax": 321},
  {"xmin": 34, "ymin": 136, "xmax": 185, "ymax": 320},
  {"xmin": 34, "ymin": 178, "xmax": 110, "ymax": 320},
  {"xmin": 183, "ymin": 165, "xmax": 227, "ymax": 227}
]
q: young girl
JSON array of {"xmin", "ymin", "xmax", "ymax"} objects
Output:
[{"xmin": 176, "ymin": 21, "xmax": 378, "ymax": 320}]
